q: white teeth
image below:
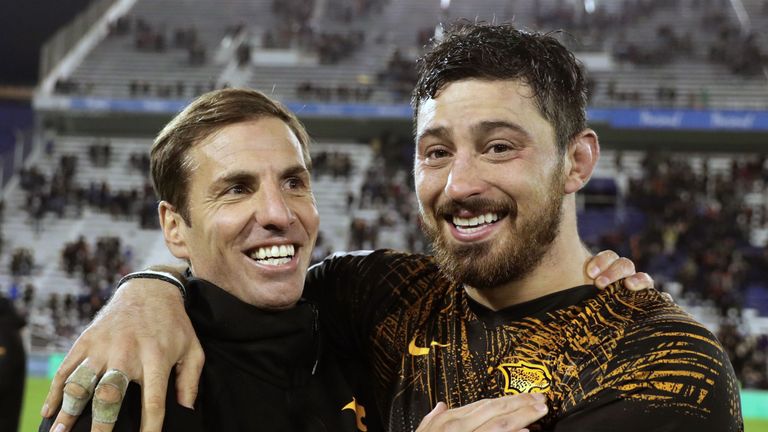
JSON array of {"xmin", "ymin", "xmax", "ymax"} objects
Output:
[
  {"xmin": 452, "ymin": 212, "xmax": 500, "ymax": 228},
  {"xmin": 249, "ymin": 244, "xmax": 295, "ymax": 262},
  {"xmin": 260, "ymin": 257, "xmax": 291, "ymax": 266}
]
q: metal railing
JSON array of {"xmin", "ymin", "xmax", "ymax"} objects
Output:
[{"xmin": 39, "ymin": 0, "xmax": 117, "ymax": 82}]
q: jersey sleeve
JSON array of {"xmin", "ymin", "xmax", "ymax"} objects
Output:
[
  {"xmin": 549, "ymin": 313, "xmax": 743, "ymax": 432},
  {"xmin": 304, "ymin": 250, "xmax": 411, "ymax": 355}
]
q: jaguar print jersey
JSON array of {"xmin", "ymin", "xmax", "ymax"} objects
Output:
[{"xmin": 306, "ymin": 250, "xmax": 743, "ymax": 432}]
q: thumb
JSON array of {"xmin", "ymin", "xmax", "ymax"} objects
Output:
[{"xmin": 417, "ymin": 402, "xmax": 448, "ymax": 430}]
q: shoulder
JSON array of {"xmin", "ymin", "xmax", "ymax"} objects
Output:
[
  {"xmin": 594, "ymin": 285, "xmax": 742, "ymax": 427},
  {"xmin": 309, "ymin": 249, "xmax": 438, "ymax": 277},
  {"xmin": 306, "ymin": 249, "xmax": 443, "ymax": 297},
  {"xmin": 605, "ymin": 285, "xmax": 724, "ymax": 352}
]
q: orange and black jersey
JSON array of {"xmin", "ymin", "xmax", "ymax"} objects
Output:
[{"xmin": 306, "ymin": 249, "xmax": 744, "ymax": 432}]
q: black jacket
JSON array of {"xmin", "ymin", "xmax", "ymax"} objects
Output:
[{"xmin": 41, "ymin": 278, "xmax": 376, "ymax": 431}]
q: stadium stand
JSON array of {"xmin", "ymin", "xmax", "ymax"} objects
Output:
[
  {"xmin": 1, "ymin": 1, "xmax": 768, "ymax": 429},
  {"xmin": 48, "ymin": 0, "xmax": 768, "ymax": 107}
]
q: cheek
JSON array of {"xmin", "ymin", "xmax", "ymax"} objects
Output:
[
  {"xmin": 295, "ymin": 202, "xmax": 320, "ymax": 239},
  {"xmin": 210, "ymin": 206, "xmax": 252, "ymax": 242},
  {"xmin": 414, "ymin": 168, "xmax": 443, "ymax": 207}
]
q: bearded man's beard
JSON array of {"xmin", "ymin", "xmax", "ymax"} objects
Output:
[{"xmin": 421, "ymin": 169, "xmax": 565, "ymax": 290}]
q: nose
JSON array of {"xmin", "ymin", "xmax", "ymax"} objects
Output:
[
  {"xmin": 253, "ymin": 182, "xmax": 296, "ymax": 231},
  {"xmin": 444, "ymin": 153, "xmax": 487, "ymax": 201}
]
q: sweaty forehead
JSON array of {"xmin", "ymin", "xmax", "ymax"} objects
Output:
[{"xmin": 416, "ymin": 79, "xmax": 552, "ymax": 142}]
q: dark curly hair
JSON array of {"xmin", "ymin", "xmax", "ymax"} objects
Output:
[{"xmin": 412, "ymin": 22, "xmax": 588, "ymax": 153}]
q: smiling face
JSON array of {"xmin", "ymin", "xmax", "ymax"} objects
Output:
[
  {"xmin": 161, "ymin": 117, "xmax": 319, "ymax": 309},
  {"xmin": 415, "ymin": 79, "xmax": 567, "ymax": 290}
]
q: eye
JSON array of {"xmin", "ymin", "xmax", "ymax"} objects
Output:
[
  {"xmin": 489, "ymin": 143, "xmax": 512, "ymax": 154},
  {"xmin": 424, "ymin": 147, "xmax": 451, "ymax": 161},
  {"xmin": 284, "ymin": 177, "xmax": 306, "ymax": 190},
  {"xmin": 225, "ymin": 184, "xmax": 249, "ymax": 195}
]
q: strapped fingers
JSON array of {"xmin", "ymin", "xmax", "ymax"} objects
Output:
[
  {"xmin": 44, "ymin": 345, "xmax": 91, "ymax": 418},
  {"xmin": 62, "ymin": 361, "xmax": 99, "ymax": 416},
  {"xmin": 50, "ymin": 360, "xmax": 101, "ymax": 432},
  {"xmin": 92, "ymin": 369, "xmax": 130, "ymax": 425}
]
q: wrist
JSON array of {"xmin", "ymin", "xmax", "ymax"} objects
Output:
[{"xmin": 117, "ymin": 270, "xmax": 187, "ymax": 298}]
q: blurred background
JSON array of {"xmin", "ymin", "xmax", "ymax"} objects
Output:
[{"xmin": 0, "ymin": 0, "xmax": 767, "ymax": 430}]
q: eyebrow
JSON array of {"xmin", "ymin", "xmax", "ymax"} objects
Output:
[
  {"xmin": 471, "ymin": 120, "xmax": 533, "ymax": 141},
  {"xmin": 417, "ymin": 120, "xmax": 534, "ymax": 145},
  {"xmin": 281, "ymin": 164, "xmax": 310, "ymax": 179},
  {"xmin": 210, "ymin": 170, "xmax": 257, "ymax": 193},
  {"xmin": 416, "ymin": 126, "xmax": 452, "ymax": 144},
  {"xmin": 209, "ymin": 164, "xmax": 310, "ymax": 192}
]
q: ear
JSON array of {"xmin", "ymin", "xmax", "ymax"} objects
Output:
[
  {"xmin": 158, "ymin": 201, "xmax": 191, "ymax": 260},
  {"xmin": 563, "ymin": 129, "xmax": 600, "ymax": 194}
]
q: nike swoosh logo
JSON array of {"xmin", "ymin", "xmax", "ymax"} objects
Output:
[{"xmin": 408, "ymin": 337, "xmax": 450, "ymax": 356}]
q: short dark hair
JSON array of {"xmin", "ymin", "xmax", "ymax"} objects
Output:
[
  {"xmin": 412, "ymin": 22, "xmax": 588, "ymax": 153},
  {"xmin": 151, "ymin": 88, "xmax": 311, "ymax": 225}
]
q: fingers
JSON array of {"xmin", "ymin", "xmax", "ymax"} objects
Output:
[
  {"xmin": 174, "ymin": 342, "xmax": 205, "ymax": 409},
  {"xmin": 49, "ymin": 359, "xmax": 102, "ymax": 432},
  {"xmin": 90, "ymin": 369, "xmax": 130, "ymax": 432},
  {"xmin": 139, "ymin": 367, "xmax": 170, "ymax": 432},
  {"xmin": 587, "ymin": 250, "xmax": 635, "ymax": 288},
  {"xmin": 475, "ymin": 398, "xmax": 549, "ymax": 432},
  {"xmin": 417, "ymin": 402, "xmax": 448, "ymax": 430},
  {"xmin": 44, "ymin": 342, "xmax": 92, "ymax": 418},
  {"xmin": 417, "ymin": 393, "xmax": 548, "ymax": 432},
  {"xmin": 623, "ymin": 272, "xmax": 654, "ymax": 291}
]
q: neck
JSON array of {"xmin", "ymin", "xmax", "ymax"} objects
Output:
[{"xmin": 464, "ymin": 203, "xmax": 593, "ymax": 311}]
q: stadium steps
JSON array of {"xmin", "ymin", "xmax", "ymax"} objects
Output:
[
  {"xmin": 70, "ymin": 0, "xmax": 277, "ymax": 99},
  {"xmin": 311, "ymin": 142, "xmax": 373, "ymax": 252}
]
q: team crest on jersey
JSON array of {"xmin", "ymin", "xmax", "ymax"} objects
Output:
[{"xmin": 497, "ymin": 361, "xmax": 552, "ymax": 394}]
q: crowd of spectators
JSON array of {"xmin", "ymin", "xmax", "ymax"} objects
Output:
[
  {"xmin": 720, "ymin": 324, "xmax": 768, "ymax": 389},
  {"xmin": 129, "ymin": 79, "xmax": 216, "ymax": 99},
  {"xmin": 296, "ymin": 82, "xmax": 373, "ymax": 102},
  {"xmin": 585, "ymin": 152, "xmax": 768, "ymax": 388},
  {"xmin": 18, "ymin": 141, "xmax": 159, "ymax": 230},
  {"xmin": 9, "ymin": 248, "xmax": 34, "ymax": 277},
  {"xmin": 707, "ymin": 18, "xmax": 765, "ymax": 76},
  {"xmin": 266, "ymin": 0, "xmax": 366, "ymax": 63},
  {"xmin": 379, "ymin": 48, "xmax": 417, "ymax": 101},
  {"xmin": 88, "ymin": 139, "xmax": 112, "ymax": 167},
  {"xmin": 325, "ymin": 0, "xmax": 388, "ymax": 23},
  {"xmin": 61, "ymin": 236, "xmax": 131, "ymax": 289},
  {"xmin": 108, "ymin": 14, "xmax": 208, "ymax": 66},
  {"xmin": 5, "ymin": 236, "xmax": 133, "ymax": 349},
  {"xmin": 312, "ymin": 151, "xmax": 354, "ymax": 178}
]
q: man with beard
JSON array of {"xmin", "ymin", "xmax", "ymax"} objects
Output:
[{"xmin": 41, "ymin": 23, "xmax": 737, "ymax": 432}]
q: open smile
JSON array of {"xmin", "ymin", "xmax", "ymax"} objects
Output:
[
  {"xmin": 244, "ymin": 244, "xmax": 298, "ymax": 267},
  {"xmin": 444, "ymin": 211, "xmax": 508, "ymax": 241}
]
